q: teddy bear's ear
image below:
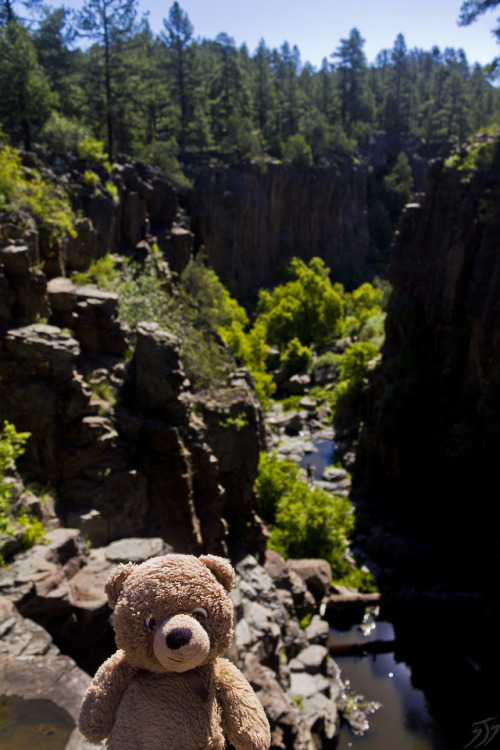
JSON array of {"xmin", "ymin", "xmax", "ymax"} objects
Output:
[
  {"xmin": 105, "ymin": 562, "xmax": 136, "ymax": 608},
  {"xmin": 199, "ymin": 555, "xmax": 235, "ymax": 592}
]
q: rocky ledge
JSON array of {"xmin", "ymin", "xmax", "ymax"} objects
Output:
[{"xmin": 0, "ymin": 529, "xmax": 362, "ymax": 749}]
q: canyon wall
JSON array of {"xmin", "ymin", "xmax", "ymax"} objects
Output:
[
  {"xmin": 355, "ymin": 137, "xmax": 500, "ymax": 580},
  {"xmin": 0, "ymin": 153, "xmax": 267, "ymax": 558},
  {"xmin": 188, "ymin": 159, "xmax": 370, "ymax": 302}
]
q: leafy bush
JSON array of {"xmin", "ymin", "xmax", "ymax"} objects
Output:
[
  {"xmin": 257, "ymin": 452, "xmax": 357, "ymax": 581},
  {"xmin": 83, "ymin": 169, "xmax": 99, "ymax": 192},
  {"xmin": 338, "ymin": 341, "xmax": 379, "ymax": 386},
  {"xmin": 0, "ymin": 421, "xmax": 44, "ymax": 549},
  {"xmin": 0, "ymin": 420, "xmax": 30, "ymax": 535},
  {"xmin": 139, "ymin": 140, "xmax": 193, "ymax": 191},
  {"xmin": 310, "ymin": 350, "xmax": 341, "ymax": 375},
  {"xmin": 77, "ymin": 135, "xmax": 106, "ymax": 164},
  {"xmin": 255, "ymin": 452, "xmax": 301, "ymax": 522},
  {"xmin": 280, "ymin": 337, "xmax": 312, "ymax": 374},
  {"xmin": 282, "ymin": 133, "xmax": 313, "ymax": 169},
  {"xmin": 40, "ymin": 113, "xmax": 91, "ymax": 155},
  {"xmin": 0, "ymin": 144, "xmax": 76, "ymax": 245},
  {"xmin": 257, "ymin": 257, "xmax": 344, "ymax": 348}
]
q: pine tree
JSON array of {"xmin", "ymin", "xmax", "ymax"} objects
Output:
[
  {"xmin": 75, "ymin": 0, "xmax": 138, "ymax": 159},
  {"xmin": 0, "ymin": 20, "xmax": 53, "ymax": 149}
]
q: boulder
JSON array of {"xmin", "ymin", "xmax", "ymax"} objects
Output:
[
  {"xmin": 289, "ymin": 558, "xmax": 333, "ymax": 601},
  {"xmin": 0, "ymin": 595, "xmax": 101, "ymax": 749},
  {"xmin": 2, "ymin": 323, "xmax": 80, "ymax": 381},
  {"xmin": 130, "ymin": 321, "xmax": 189, "ymax": 423}
]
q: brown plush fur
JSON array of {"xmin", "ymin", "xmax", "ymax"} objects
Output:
[{"xmin": 79, "ymin": 554, "xmax": 271, "ymax": 750}]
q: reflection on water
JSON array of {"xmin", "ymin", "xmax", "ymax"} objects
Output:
[
  {"xmin": 0, "ymin": 696, "xmax": 74, "ymax": 750},
  {"xmin": 300, "ymin": 439, "xmax": 335, "ymax": 478},
  {"xmin": 330, "ymin": 621, "xmax": 447, "ymax": 750}
]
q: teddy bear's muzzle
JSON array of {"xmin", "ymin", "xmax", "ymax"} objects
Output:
[{"xmin": 153, "ymin": 614, "xmax": 211, "ymax": 672}]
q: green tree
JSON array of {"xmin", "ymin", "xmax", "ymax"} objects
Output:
[
  {"xmin": 253, "ymin": 39, "xmax": 275, "ymax": 144},
  {"xmin": 384, "ymin": 33, "xmax": 412, "ymax": 133},
  {"xmin": 382, "ymin": 151, "xmax": 414, "ymax": 220},
  {"xmin": 332, "ymin": 28, "xmax": 373, "ymax": 134},
  {"xmin": 257, "ymin": 257, "xmax": 344, "ymax": 348},
  {"xmin": 282, "ymin": 132, "xmax": 312, "ymax": 169},
  {"xmin": 161, "ymin": 1, "xmax": 193, "ymax": 152},
  {"xmin": 0, "ymin": 20, "xmax": 53, "ymax": 149},
  {"xmin": 75, "ymin": 0, "xmax": 139, "ymax": 159}
]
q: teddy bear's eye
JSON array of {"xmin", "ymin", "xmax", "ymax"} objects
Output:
[
  {"xmin": 144, "ymin": 615, "xmax": 156, "ymax": 630},
  {"xmin": 191, "ymin": 607, "xmax": 209, "ymax": 622}
]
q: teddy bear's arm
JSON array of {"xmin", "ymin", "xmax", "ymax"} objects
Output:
[
  {"xmin": 215, "ymin": 658, "xmax": 271, "ymax": 750},
  {"xmin": 79, "ymin": 649, "xmax": 137, "ymax": 743}
]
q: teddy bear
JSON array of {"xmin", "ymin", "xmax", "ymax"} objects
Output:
[{"xmin": 78, "ymin": 553, "xmax": 271, "ymax": 750}]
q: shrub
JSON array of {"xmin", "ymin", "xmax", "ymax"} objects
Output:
[
  {"xmin": 256, "ymin": 257, "xmax": 344, "ymax": 348},
  {"xmin": 280, "ymin": 337, "xmax": 312, "ymax": 374},
  {"xmin": 268, "ymin": 483, "xmax": 353, "ymax": 579},
  {"xmin": 0, "ymin": 144, "xmax": 76, "ymax": 245},
  {"xmin": 0, "ymin": 420, "xmax": 30, "ymax": 535},
  {"xmin": 77, "ymin": 135, "xmax": 106, "ymax": 164},
  {"xmin": 82, "ymin": 169, "xmax": 99, "ymax": 192},
  {"xmin": 283, "ymin": 133, "xmax": 313, "ymax": 170},
  {"xmin": 40, "ymin": 113, "xmax": 90, "ymax": 155},
  {"xmin": 338, "ymin": 341, "xmax": 379, "ymax": 386},
  {"xmin": 0, "ymin": 421, "xmax": 44, "ymax": 549},
  {"xmin": 257, "ymin": 451, "xmax": 356, "ymax": 580},
  {"xmin": 310, "ymin": 350, "xmax": 341, "ymax": 375},
  {"xmin": 255, "ymin": 451, "xmax": 301, "ymax": 523},
  {"xmin": 138, "ymin": 140, "xmax": 193, "ymax": 191}
]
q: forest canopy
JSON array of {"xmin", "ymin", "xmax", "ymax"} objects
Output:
[{"xmin": 0, "ymin": 0, "xmax": 499, "ymax": 160}]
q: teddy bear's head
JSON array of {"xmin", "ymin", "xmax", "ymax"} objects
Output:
[{"xmin": 105, "ymin": 553, "xmax": 235, "ymax": 674}]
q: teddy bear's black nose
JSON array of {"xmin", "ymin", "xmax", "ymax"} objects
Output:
[{"xmin": 166, "ymin": 627, "xmax": 192, "ymax": 650}]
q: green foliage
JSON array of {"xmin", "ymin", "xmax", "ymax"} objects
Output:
[
  {"xmin": 310, "ymin": 350, "xmax": 341, "ymax": 375},
  {"xmin": 257, "ymin": 257, "xmax": 344, "ymax": 348},
  {"xmin": 279, "ymin": 337, "xmax": 312, "ymax": 374},
  {"xmin": 0, "ymin": 144, "xmax": 76, "ymax": 244},
  {"xmin": 40, "ymin": 112, "xmax": 91, "ymax": 155},
  {"xmin": 82, "ymin": 169, "xmax": 99, "ymax": 192},
  {"xmin": 77, "ymin": 135, "xmax": 106, "ymax": 163},
  {"xmin": 216, "ymin": 407, "xmax": 248, "ymax": 431},
  {"xmin": 139, "ymin": 141, "xmax": 193, "ymax": 190},
  {"xmin": 219, "ymin": 320, "xmax": 276, "ymax": 407},
  {"xmin": 71, "ymin": 253, "xmax": 122, "ymax": 288},
  {"xmin": 105, "ymin": 179, "xmax": 119, "ymax": 203},
  {"xmin": 0, "ymin": 20, "xmax": 54, "ymax": 150},
  {"xmin": 0, "ymin": 421, "xmax": 43, "ymax": 550},
  {"xmin": 17, "ymin": 510, "xmax": 45, "ymax": 548},
  {"xmin": 444, "ymin": 136, "xmax": 497, "ymax": 182},
  {"xmin": 338, "ymin": 341, "xmax": 379, "ymax": 384},
  {"xmin": 256, "ymin": 451, "xmax": 365, "ymax": 584},
  {"xmin": 282, "ymin": 133, "xmax": 313, "ymax": 169},
  {"xmin": 255, "ymin": 451, "xmax": 301, "ymax": 523}
]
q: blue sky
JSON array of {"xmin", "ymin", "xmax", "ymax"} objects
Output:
[{"xmin": 135, "ymin": 0, "xmax": 500, "ymax": 69}]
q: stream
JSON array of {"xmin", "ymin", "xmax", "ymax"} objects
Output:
[
  {"xmin": 329, "ymin": 617, "xmax": 448, "ymax": 749},
  {"xmin": 297, "ymin": 437, "xmax": 448, "ymax": 749}
]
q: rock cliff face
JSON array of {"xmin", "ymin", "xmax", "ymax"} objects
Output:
[
  {"xmin": 0, "ymin": 154, "xmax": 266, "ymax": 557},
  {"xmin": 355, "ymin": 138, "xmax": 500, "ymax": 581},
  {"xmin": 188, "ymin": 159, "xmax": 370, "ymax": 302}
]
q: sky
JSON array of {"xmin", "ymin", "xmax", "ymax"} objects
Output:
[{"xmin": 133, "ymin": 0, "xmax": 500, "ymax": 69}]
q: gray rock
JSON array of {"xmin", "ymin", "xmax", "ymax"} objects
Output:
[
  {"xmin": 289, "ymin": 558, "xmax": 333, "ymax": 601},
  {"xmin": 0, "ymin": 595, "xmax": 102, "ymax": 750},
  {"xmin": 3, "ymin": 323, "xmax": 80, "ymax": 381},
  {"xmin": 304, "ymin": 614, "xmax": 330, "ymax": 646},
  {"xmin": 47, "ymin": 276, "xmax": 78, "ymax": 312},
  {"xmin": 290, "ymin": 644, "xmax": 329, "ymax": 675},
  {"xmin": 289, "ymin": 670, "xmax": 331, "ymax": 699}
]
